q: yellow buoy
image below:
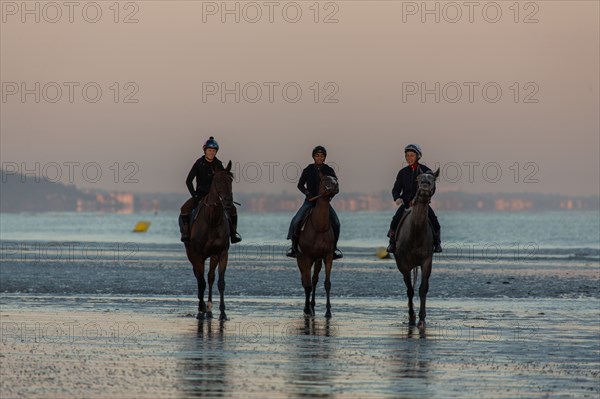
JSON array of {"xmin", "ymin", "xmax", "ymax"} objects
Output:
[
  {"xmin": 133, "ymin": 221, "xmax": 151, "ymax": 233},
  {"xmin": 375, "ymin": 246, "xmax": 390, "ymax": 259}
]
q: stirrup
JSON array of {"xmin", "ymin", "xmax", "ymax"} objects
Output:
[
  {"xmin": 231, "ymin": 233, "xmax": 242, "ymax": 244},
  {"xmin": 286, "ymin": 247, "xmax": 297, "ymax": 258},
  {"xmin": 333, "ymin": 249, "xmax": 343, "ymax": 260}
]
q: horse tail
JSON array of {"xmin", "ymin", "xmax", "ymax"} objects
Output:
[{"xmin": 412, "ymin": 267, "xmax": 419, "ymax": 288}]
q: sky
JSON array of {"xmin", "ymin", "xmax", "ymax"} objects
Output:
[{"xmin": 1, "ymin": 1, "xmax": 599, "ymax": 196}]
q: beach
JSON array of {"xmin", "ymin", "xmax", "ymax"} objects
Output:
[
  {"xmin": 1, "ymin": 211, "xmax": 599, "ymax": 398},
  {"xmin": 2, "ymin": 294, "xmax": 599, "ymax": 399}
]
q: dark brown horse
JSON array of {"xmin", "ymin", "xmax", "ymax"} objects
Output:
[
  {"xmin": 393, "ymin": 168, "xmax": 440, "ymax": 328},
  {"xmin": 296, "ymin": 175, "xmax": 339, "ymax": 318},
  {"xmin": 184, "ymin": 161, "xmax": 234, "ymax": 321}
]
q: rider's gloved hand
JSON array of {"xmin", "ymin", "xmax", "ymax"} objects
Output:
[{"xmin": 395, "ymin": 198, "xmax": 402, "ymax": 206}]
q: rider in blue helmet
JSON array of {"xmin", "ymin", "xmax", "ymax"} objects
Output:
[
  {"xmin": 387, "ymin": 144, "xmax": 442, "ymax": 253},
  {"xmin": 286, "ymin": 145, "xmax": 343, "ymax": 259},
  {"xmin": 179, "ymin": 136, "xmax": 242, "ymax": 244}
]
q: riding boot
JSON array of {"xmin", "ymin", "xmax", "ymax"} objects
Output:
[
  {"xmin": 386, "ymin": 229, "xmax": 396, "ymax": 253},
  {"xmin": 229, "ymin": 214, "xmax": 242, "ymax": 244},
  {"xmin": 179, "ymin": 214, "xmax": 190, "ymax": 242},
  {"xmin": 433, "ymin": 228, "xmax": 442, "ymax": 253},
  {"xmin": 333, "ymin": 231, "xmax": 343, "ymax": 260},
  {"xmin": 286, "ymin": 235, "xmax": 299, "ymax": 258}
]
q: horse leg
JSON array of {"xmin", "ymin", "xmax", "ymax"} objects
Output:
[
  {"xmin": 217, "ymin": 251, "xmax": 229, "ymax": 321},
  {"xmin": 311, "ymin": 259, "xmax": 323, "ymax": 314},
  {"xmin": 417, "ymin": 257, "xmax": 433, "ymax": 329},
  {"xmin": 298, "ymin": 256, "xmax": 313, "ymax": 317},
  {"xmin": 324, "ymin": 255, "xmax": 333, "ymax": 319},
  {"xmin": 206, "ymin": 255, "xmax": 218, "ymax": 319},
  {"xmin": 193, "ymin": 257, "xmax": 207, "ymax": 320},
  {"xmin": 401, "ymin": 269, "xmax": 416, "ymax": 326}
]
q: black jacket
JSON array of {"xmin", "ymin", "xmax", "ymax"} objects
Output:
[
  {"xmin": 297, "ymin": 163, "xmax": 337, "ymax": 198},
  {"xmin": 186, "ymin": 156, "xmax": 224, "ymax": 198},
  {"xmin": 392, "ymin": 163, "xmax": 431, "ymax": 206}
]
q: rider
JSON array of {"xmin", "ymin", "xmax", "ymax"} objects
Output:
[
  {"xmin": 178, "ymin": 136, "xmax": 242, "ymax": 244},
  {"xmin": 387, "ymin": 144, "xmax": 442, "ymax": 254},
  {"xmin": 286, "ymin": 145, "xmax": 343, "ymax": 260}
]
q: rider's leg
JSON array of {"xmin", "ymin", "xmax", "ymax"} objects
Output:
[
  {"xmin": 287, "ymin": 200, "xmax": 313, "ymax": 257},
  {"xmin": 428, "ymin": 206, "xmax": 442, "ymax": 253},
  {"xmin": 329, "ymin": 205, "xmax": 343, "ymax": 259},
  {"xmin": 226, "ymin": 203, "xmax": 242, "ymax": 244},
  {"xmin": 179, "ymin": 197, "xmax": 196, "ymax": 242},
  {"xmin": 387, "ymin": 205, "xmax": 406, "ymax": 253}
]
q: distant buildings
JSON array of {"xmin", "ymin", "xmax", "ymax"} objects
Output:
[{"xmin": 1, "ymin": 169, "xmax": 598, "ymax": 213}]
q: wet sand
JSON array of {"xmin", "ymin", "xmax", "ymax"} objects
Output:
[{"xmin": 1, "ymin": 295, "xmax": 598, "ymax": 398}]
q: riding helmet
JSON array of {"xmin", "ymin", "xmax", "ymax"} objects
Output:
[
  {"xmin": 203, "ymin": 136, "xmax": 219, "ymax": 152},
  {"xmin": 404, "ymin": 144, "xmax": 422, "ymax": 159},
  {"xmin": 312, "ymin": 145, "xmax": 327, "ymax": 157}
]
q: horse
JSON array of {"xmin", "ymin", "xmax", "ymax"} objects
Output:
[
  {"xmin": 393, "ymin": 168, "xmax": 440, "ymax": 329},
  {"xmin": 295, "ymin": 174, "xmax": 339, "ymax": 318},
  {"xmin": 184, "ymin": 161, "xmax": 234, "ymax": 321}
]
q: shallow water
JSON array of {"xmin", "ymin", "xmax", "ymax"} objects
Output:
[
  {"xmin": 1, "ymin": 295, "xmax": 598, "ymax": 399},
  {"xmin": 1, "ymin": 211, "xmax": 598, "ymax": 397}
]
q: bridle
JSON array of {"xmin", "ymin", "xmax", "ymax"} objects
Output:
[
  {"xmin": 412, "ymin": 173, "xmax": 436, "ymax": 206},
  {"xmin": 204, "ymin": 171, "xmax": 233, "ymax": 207},
  {"xmin": 310, "ymin": 176, "xmax": 339, "ymax": 202}
]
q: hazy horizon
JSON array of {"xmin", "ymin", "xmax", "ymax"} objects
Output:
[{"xmin": 2, "ymin": 1, "xmax": 599, "ymax": 197}]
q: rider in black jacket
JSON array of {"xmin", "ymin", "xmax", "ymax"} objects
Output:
[
  {"xmin": 179, "ymin": 136, "xmax": 241, "ymax": 244},
  {"xmin": 387, "ymin": 144, "xmax": 442, "ymax": 253},
  {"xmin": 286, "ymin": 145, "xmax": 342, "ymax": 259}
]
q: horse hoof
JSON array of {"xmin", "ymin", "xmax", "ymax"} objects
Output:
[
  {"xmin": 196, "ymin": 312, "xmax": 205, "ymax": 320},
  {"xmin": 417, "ymin": 320, "xmax": 426, "ymax": 329},
  {"xmin": 408, "ymin": 319, "xmax": 416, "ymax": 327},
  {"xmin": 325, "ymin": 310, "xmax": 332, "ymax": 319},
  {"xmin": 219, "ymin": 313, "xmax": 228, "ymax": 321},
  {"xmin": 206, "ymin": 312, "xmax": 213, "ymax": 319},
  {"xmin": 303, "ymin": 310, "xmax": 313, "ymax": 318}
]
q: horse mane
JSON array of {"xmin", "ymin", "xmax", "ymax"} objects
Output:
[{"xmin": 215, "ymin": 168, "xmax": 234, "ymax": 179}]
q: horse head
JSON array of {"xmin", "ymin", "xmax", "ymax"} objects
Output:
[
  {"xmin": 207, "ymin": 160, "xmax": 234, "ymax": 206},
  {"xmin": 319, "ymin": 174, "xmax": 339, "ymax": 198},
  {"xmin": 415, "ymin": 168, "xmax": 440, "ymax": 204}
]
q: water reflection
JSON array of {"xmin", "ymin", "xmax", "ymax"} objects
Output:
[
  {"xmin": 385, "ymin": 326, "xmax": 432, "ymax": 398},
  {"xmin": 179, "ymin": 321, "xmax": 229, "ymax": 398},
  {"xmin": 284, "ymin": 318, "xmax": 337, "ymax": 398}
]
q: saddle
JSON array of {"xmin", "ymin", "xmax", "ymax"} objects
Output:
[
  {"xmin": 395, "ymin": 208, "xmax": 434, "ymax": 237},
  {"xmin": 189, "ymin": 202, "xmax": 232, "ymax": 238},
  {"xmin": 298, "ymin": 208, "xmax": 313, "ymax": 233}
]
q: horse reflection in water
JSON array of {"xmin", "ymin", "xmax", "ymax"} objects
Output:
[
  {"xmin": 180, "ymin": 321, "xmax": 229, "ymax": 398},
  {"xmin": 385, "ymin": 328, "xmax": 432, "ymax": 396},
  {"xmin": 284, "ymin": 318, "xmax": 336, "ymax": 398}
]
